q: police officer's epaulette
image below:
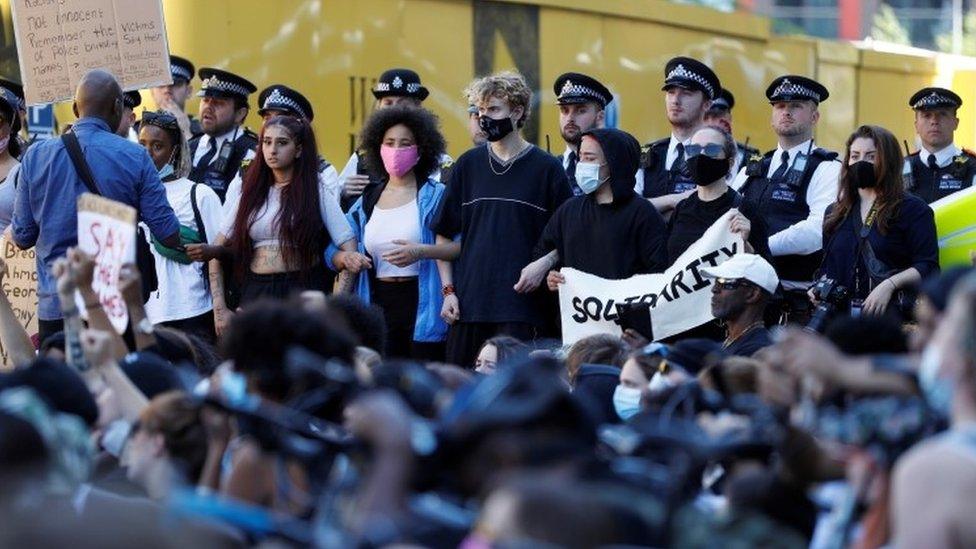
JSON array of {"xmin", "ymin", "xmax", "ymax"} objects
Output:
[
  {"xmin": 238, "ymin": 157, "xmax": 253, "ymax": 177},
  {"xmin": 810, "ymin": 148, "xmax": 839, "ymax": 162},
  {"xmin": 639, "ymin": 138, "xmax": 669, "ymax": 169},
  {"xmin": 948, "ymin": 149, "xmax": 976, "ymax": 179},
  {"xmin": 744, "ymin": 149, "xmax": 774, "ymax": 177}
]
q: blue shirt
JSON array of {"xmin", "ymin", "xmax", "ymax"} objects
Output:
[{"xmin": 13, "ymin": 117, "xmax": 179, "ymax": 320}]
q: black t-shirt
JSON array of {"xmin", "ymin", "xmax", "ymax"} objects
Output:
[
  {"xmin": 432, "ymin": 144, "xmax": 571, "ymax": 325},
  {"xmin": 724, "ymin": 325, "xmax": 773, "ymax": 357},
  {"xmin": 536, "ymin": 193, "xmax": 666, "ymax": 278},
  {"xmin": 664, "ymin": 188, "xmax": 770, "ymax": 267}
]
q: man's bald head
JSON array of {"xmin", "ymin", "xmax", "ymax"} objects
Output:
[{"xmin": 72, "ymin": 69, "xmax": 123, "ymax": 131}]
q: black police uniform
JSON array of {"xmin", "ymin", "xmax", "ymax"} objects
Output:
[
  {"xmin": 738, "ymin": 76, "xmax": 839, "ymax": 323},
  {"xmin": 187, "ymin": 68, "xmax": 258, "ymax": 202},
  {"xmin": 640, "ymin": 57, "xmax": 721, "ymax": 199},
  {"xmin": 904, "ymin": 87, "xmax": 976, "ymax": 204},
  {"xmin": 552, "ymin": 72, "xmax": 613, "ymax": 196}
]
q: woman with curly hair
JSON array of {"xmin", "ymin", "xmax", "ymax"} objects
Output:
[
  {"xmin": 327, "ymin": 106, "xmax": 457, "ymax": 360},
  {"xmin": 195, "ymin": 116, "xmax": 365, "ymax": 335},
  {"xmin": 816, "ymin": 125, "xmax": 939, "ymax": 317}
]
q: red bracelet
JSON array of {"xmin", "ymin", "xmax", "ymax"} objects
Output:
[{"xmin": 442, "ymin": 284, "xmax": 455, "ymax": 297}]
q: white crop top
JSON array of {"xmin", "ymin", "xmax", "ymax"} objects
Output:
[
  {"xmin": 363, "ymin": 199, "xmax": 422, "ymax": 278},
  {"xmin": 249, "ymin": 186, "xmax": 282, "ymax": 248}
]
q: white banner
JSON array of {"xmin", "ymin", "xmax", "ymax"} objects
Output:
[
  {"xmin": 558, "ymin": 212, "xmax": 743, "ymax": 344},
  {"xmin": 76, "ymin": 193, "xmax": 137, "ymax": 334}
]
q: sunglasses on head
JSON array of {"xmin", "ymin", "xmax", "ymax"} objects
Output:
[
  {"xmin": 684, "ymin": 143, "xmax": 726, "ymax": 159},
  {"xmin": 713, "ymin": 277, "xmax": 754, "ymax": 291},
  {"xmin": 141, "ymin": 110, "xmax": 179, "ymax": 131}
]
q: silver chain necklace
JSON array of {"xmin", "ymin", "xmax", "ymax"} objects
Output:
[{"xmin": 488, "ymin": 141, "xmax": 530, "ymax": 176}]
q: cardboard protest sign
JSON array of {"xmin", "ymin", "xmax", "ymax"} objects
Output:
[
  {"xmin": 0, "ymin": 239, "xmax": 38, "ymax": 368},
  {"xmin": 76, "ymin": 192, "xmax": 137, "ymax": 334},
  {"xmin": 10, "ymin": 0, "xmax": 171, "ymax": 105},
  {"xmin": 558, "ymin": 212, "xmax": 742, "ymax": 344}
]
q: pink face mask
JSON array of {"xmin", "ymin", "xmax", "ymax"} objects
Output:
[{"xmin": 380, "ymin": 144, "xmax": 419, "ymax": 177}]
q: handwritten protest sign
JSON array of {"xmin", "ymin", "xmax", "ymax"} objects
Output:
[
  {"xmin": 0, "ymin": 239, "xmax": 37, "ymax": 368},
  {"xmin": 76, "ymin": 192, "xmax": 136, "ymax": 334},
  {"xmin": 9, "ymin": 0, "xmax": 171, "ymax": 105},
  {"xmin": 558, "ymin": 212, "xmax": 742, "ymax": 344}
]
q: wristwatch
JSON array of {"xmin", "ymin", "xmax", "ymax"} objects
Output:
[{"xmin": 135, "ymin": 317, "xmax": 155, "ymax": 336}]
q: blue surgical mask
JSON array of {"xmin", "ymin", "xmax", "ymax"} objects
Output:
[
  {"xmin": 158, "ymin": 162, "xmax": 175, "ymax": 180},
  {"xmin": 919, "ymin": 344, "xmax": 953, "ymax": 417},
  {"xmin": 575, "ymin": 161, "xmax": 606, "ymax": 194},
  {"xmin": 613, "ymin": 384, "xmax": 642, "ymax": 420}
]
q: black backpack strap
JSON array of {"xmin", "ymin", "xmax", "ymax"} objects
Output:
[
  {"xmin": 61, "ymin": 131, "xmax": 101, "ymax": 195},
  {"xmin": 731, "ymin": 189, "xmax": 744, "ymax": 209},
  {"xmin": 190, "ymin": 183, "xmax": 207, "ymax": 243}
]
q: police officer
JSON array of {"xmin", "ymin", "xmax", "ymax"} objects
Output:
[
  {"xmin": 904, "ymin": 87, "xmax": 976, "ymax": 204},
  {"xmin": 150, "ymin": 55, "xmax": 204, "ymax": 138},
  {"xmin": 118, "ymin": 91, "xmax": 141, "ymax": 140},
  {"xmin": 552, "ymin": 72, "xmax": 613, "ymax": 196},
  {"xmin": 337, "ymin": 68, "xmax": 452, "ymax": 209},
  {"xmin": 188, "ymin": 67, "xmax": 258, "ymax": 202},
  {"xmin": 637, "ymin": 56, "xmax": 721, "ymax": 216},
  {"xmin": 703, "ymin": 88, "xmax": 758, "ymax": 178},
  {"xmin": 731, "ymin": 75, "xmax": 841, "ymax": 325}
]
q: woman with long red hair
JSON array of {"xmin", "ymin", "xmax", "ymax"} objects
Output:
[
  {"xmin": 815, "ymin": 125, "xmax": 938, "ymax": 317},
  {"xmin": 191, "ymin": 116, "xmax": 368, "ymax": 334}
]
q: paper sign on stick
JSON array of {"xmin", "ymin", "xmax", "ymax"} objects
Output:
[{"xmin": 76, "ymin": 192, "xmax": 136, "ymax": 334}]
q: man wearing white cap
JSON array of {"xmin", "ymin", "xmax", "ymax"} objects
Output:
[{"xmin": 701, "ymin": 253, "xmax": 779, "ymax": 357}]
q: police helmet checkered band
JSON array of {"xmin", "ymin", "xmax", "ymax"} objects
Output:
[
  {"xmin": 772, "ymin": 78, "xmax": 821, "ymax": 102},
  {"xmin": 264, "ymin": 88, "xmax": 308, "ymax": 120},
  {"xmin": 406, "ymin": 82, "xmax": 421, "ymax": 93},
  {"xmin": 915, "ymin": 91, "xmax": 953, "ymax": 108},
  {"xmin": 201, "ymin": 75, "xmax": 252, "ymax": 97},
  {"xmin": 375, "ymin": 82, "xmax": 391, "ymax": 92},
  {"xmin": 559, "ymin": 80, "xmax": 604, "ymax": 103},
  {"xmin": 667, "ymin": 64, "xmax": 715, "ymax": 98},
  {"xmin": 171, "ymin": 64, "xmax": 192, "ymax": 82}
]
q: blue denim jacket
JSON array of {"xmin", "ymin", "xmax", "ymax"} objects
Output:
[{"xmin": 325, "ymin": 179, "xmax": 447, "ymax": 343}]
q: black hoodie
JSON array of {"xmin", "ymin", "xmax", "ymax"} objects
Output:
[{"xmin": 535, "ymin": 127, "xmax": 667, "ymax": 278}]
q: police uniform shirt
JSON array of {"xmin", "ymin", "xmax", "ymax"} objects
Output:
[
  {"xmin": 730, "ymin": 139, "xmax": 840, "ymax": 287},
  {"xmin": 192, "ymin": 126, "xmax": 256, "ymax": 168},
  {"xmin": 920, "ymin": 143, "xmax": 963, "ymax": 171},
  {"xmin": 633, "ymin": 134, "xmax": 692, "ymax": 195}
]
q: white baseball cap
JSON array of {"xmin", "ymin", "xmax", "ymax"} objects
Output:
[{"xmin": 700, "ymin": 253, "xmax": 779, "ymax": 294}]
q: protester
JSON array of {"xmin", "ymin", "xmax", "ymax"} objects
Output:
[
  {"xmin": 138, "ymin": 110, "xmax": 223, "ymax": 341},
  {"xmin": 327, "ymin": 106, "xmax": 455, "ymax": 360},
  {"xmin": 12, "ymin": 70, "xmax": 180, "ymax": 344},
  {"xmin": 432, "ymin": 71, "xmax": 571, "ymax": 368},
  {"xmin": 201, "ymin": 116, "xmax": 364, "ymax": 334},
  {"xmin": 664, "ymin": 125, "xmax": 769, "ymax": 267},
  {"xmin": 520, "ymin": 127, "xmax": 666, "ymax": 294},
  {"xmin": 703, "ymin": 88, "xmax": 759, "ymax": 177},
  {"xmin": 817, "ymin": 125, "xmax": 939, "ymax": 317},
  {"xmin": 564, "ymin": 333, "xmax": 629, "ymax": 384},
  {"xmin": 0, "ymin": 83, "xmax": 23, "ymax": 232},
  {"xmin": 473, "ymin": 335, "xmax": 527, "ymax": 374},
  {"xmin": 702, "ymin": 253, "xmax": 779, "ymax": 356}
]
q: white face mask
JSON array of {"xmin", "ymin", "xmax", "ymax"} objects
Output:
[
  {"xmin": 613, "ymin": 384, "xmax": 642, "ymax": 420},
  {"xmin": 575, "ymin": 161, "xmax": 606, "ymax": 194},
  {"xmin": 919, "ymin": 343, "xmax": 953, "ymax": 416}
]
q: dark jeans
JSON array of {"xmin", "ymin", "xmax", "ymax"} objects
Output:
[
  {"xmin": 160, "ymin": 310, "xmax": 217, "ymax": 344},
  {"xmin": 240, "ymin": 263, "xmax": 330, "ymax": 305},
  {"xmin": 445, "ymin": 321, "xmax": 536, "ymax": 369},
  {"xmin": 372, "ymin": 279, "xmax": 446, "ymax": 362}
]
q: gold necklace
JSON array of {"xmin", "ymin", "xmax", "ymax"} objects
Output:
[{"xmin": 723, "ymin": 320, "xmax": 765, "ymax": 348}]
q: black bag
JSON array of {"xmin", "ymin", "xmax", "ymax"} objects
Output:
[
  {"xmin": 61, "ymin": 131, "xmax": 158, "ymax": 303},
  {"xmin": 855, "ymin": 211, "xmax": 916, "ymax": 319}
]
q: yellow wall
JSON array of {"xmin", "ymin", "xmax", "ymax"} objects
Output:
[{"xmin": 34, "ymin": 0, "xmax": 976, "ymax": 162}]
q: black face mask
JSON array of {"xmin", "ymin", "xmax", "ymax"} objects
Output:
[
  {"xmin": 479, "ymin": 115, "xmax": 514, "ymax": 142},
  {"xmin": 687, "ymin": 155, "xmax": 730, "ymax": 186},
  {"xmin": 850, "ymin": 160, "xmax": 877, "ymax": 188}
]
